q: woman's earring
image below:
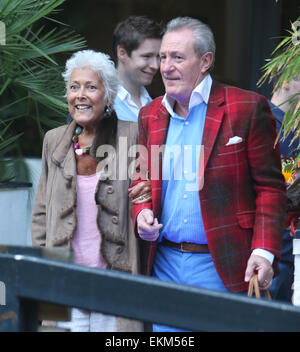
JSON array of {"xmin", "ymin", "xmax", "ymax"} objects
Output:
[{"xmin": 104, "ymin": 105, "xmax": 113, "ymax": 118}]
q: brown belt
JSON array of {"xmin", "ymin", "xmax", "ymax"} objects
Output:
[{"xmin": 162, "ymin": 239, "xmax": 209, "ymax": 253}]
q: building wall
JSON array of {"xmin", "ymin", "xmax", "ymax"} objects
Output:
[{"xmin": 55, "ymin": 0, "xmax": 299, "ymax": 99}]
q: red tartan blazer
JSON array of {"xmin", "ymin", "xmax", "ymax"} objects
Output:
[{"xmin": 131, "ymin": 81, "xmax": 286, "ymax": 292}]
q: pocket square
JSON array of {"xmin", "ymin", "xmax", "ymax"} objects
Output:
[{"xmin": 226, "ymin": 136, "xmax": 243, "ymax": 146}]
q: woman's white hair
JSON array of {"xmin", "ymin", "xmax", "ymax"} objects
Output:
[{"xmin": 62, "ymin": 50, "xmax": 119, "ymax": 105}]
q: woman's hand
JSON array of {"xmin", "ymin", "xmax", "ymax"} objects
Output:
[{"xmin": 128, "ymin": 181, "xmax": 152, "ymax": 204}]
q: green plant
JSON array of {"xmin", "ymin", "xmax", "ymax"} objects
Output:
[
  {"xmin": 258, "ymin": 17, "xmax": 300, "ymax": 154},
  {"xmin": 259, "ymin": 17, "xmax": 300, "ymax": 215},
  {"xmin": 0, "ymin": 0, "xmax": 86, "ymax": 181},
  {"xmin": 0, "ymin": 120, "xmax": 23, "ymax": 182}
]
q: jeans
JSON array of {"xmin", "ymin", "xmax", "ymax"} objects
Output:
[{"xmin": 152, "ymin": 243, "xmax": 230, "ymax": 332}]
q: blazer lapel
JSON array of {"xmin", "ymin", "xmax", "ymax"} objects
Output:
[
  {"xmin": 201, "ymin": 81, "xmax": 225, "ymax": 173},
  {"xmin": 151, "ymin": 103, "xmax": 170, "ymax": 218}
]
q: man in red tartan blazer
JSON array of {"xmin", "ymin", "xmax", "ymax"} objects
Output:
[{"xmin": 131, "ymin": 17, "xmax": 286, "ymax": 316}]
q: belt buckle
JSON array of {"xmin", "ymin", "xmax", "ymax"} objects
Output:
[{"xmin": 180, "ymin": 242, "xmax": 188, "ymax": 252}]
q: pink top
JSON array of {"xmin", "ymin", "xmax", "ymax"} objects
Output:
[{"xmin": 71, "ymin": 173, "xmax": 107, "ymax": 269}]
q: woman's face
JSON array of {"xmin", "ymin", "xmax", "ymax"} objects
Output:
[{"xmin": 67, "ymin": 66, "xmax": 106, "ymax": 128}]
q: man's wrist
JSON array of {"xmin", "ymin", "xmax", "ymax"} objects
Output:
[
  {"xmin": 137, "ymin": 208, "xmax": 153, "ymax": 222},
  {"xmin": 252, "ymin": 248, "xmax": 274, "ymax": 264}
]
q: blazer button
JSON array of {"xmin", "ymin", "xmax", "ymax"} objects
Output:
[
  {"xmin": 111, "ymin": 216, "xmax": 119, "ymax": 224},
  {"xmin": 107, "ymin": 186, "xmax": 114, "ymax": 194}
]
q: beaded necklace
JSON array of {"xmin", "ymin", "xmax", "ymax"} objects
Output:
[{"xmin": 72, "ymin": 125, "xmax": 92, "ymax": 156}]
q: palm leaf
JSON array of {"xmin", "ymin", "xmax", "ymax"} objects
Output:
[
  {"xmin": 0, "ymin": 0, "xmax": 86, "ymax": 179},
  {"xmin": 0, "ymin": 133, "xmax": 23, "ymax": 152},
  {"xmin": 258, "ymin": 17, "xmax": 300, "ymax": 147},
  {"xmin": 3, "ymin": 0, "xmax": 65, "ymax": 35}
]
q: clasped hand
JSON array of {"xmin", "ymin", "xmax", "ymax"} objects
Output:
[
  {"xmin": 137, "ymin": 209, "xmax": 162, "ymax": 241},
  {"xmin": 244, "ymin": 254, "xmax": 274, "ymax": 290}
]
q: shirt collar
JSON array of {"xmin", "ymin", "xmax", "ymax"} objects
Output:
[
  {"xmin": 162, "ymin": 74, "xmax": 212, "ymax": 116},
  {"xmin": 117, "ymin": 85, "xmax": 152, "ymax": 105},
  {"xmin": 117, "ymin": 85, "xmax": 130, "ymax": 101}
]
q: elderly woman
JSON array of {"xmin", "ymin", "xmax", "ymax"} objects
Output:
[{"xmin": 31, "ymin": 50, "xmax": 149, "ymax": 332}]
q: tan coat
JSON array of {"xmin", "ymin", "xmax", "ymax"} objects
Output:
[{"xmin": 31, "ymin": 119, "xmax": 143, "ymax": 331}]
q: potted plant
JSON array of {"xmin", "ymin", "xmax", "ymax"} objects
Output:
[{"xmin": 0, "ymin": 0, "xmax": 86, "ymax": 245}]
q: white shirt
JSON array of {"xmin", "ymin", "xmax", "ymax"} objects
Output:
[
  {"xmin": 162, "ymin": 74, "xmax": 212, "ymax": 116},
  {"xmin": 117, "ymin": 85, "xmax": 152, "ymax": 117}
]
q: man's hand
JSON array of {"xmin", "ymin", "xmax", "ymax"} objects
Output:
[
  {"xmin": 244, "ymin": 254, "xmax": 274, "ymax": 290},
  {"xmin": 137, "ymin": 209, "xmax": 162, "ymax": 241}
]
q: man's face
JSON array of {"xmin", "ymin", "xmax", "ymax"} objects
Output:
[
  {"xmin": 119, "ymin": 38, "xmax": 161, "ymax": 87},
  {"xmin": 160, "ymin": 28, "xmax": 212, "ymax": 106}
]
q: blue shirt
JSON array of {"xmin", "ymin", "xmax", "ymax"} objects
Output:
[{"xmin": 159, "ymin": 75, "xmax": 212, "ymax": 244}]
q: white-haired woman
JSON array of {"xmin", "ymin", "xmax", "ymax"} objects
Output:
[{"xmin": 31, "ymin": 50, "xmax": 149, "ymax": 332}]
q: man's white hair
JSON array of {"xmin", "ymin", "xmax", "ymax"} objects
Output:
[
  {"xmin": 165, "ymin": 17, "xmax": 216, "ymax": 69},
  {"xmin": 62, "ymin": 50, "xmax": 119, "ymax": 104}
]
